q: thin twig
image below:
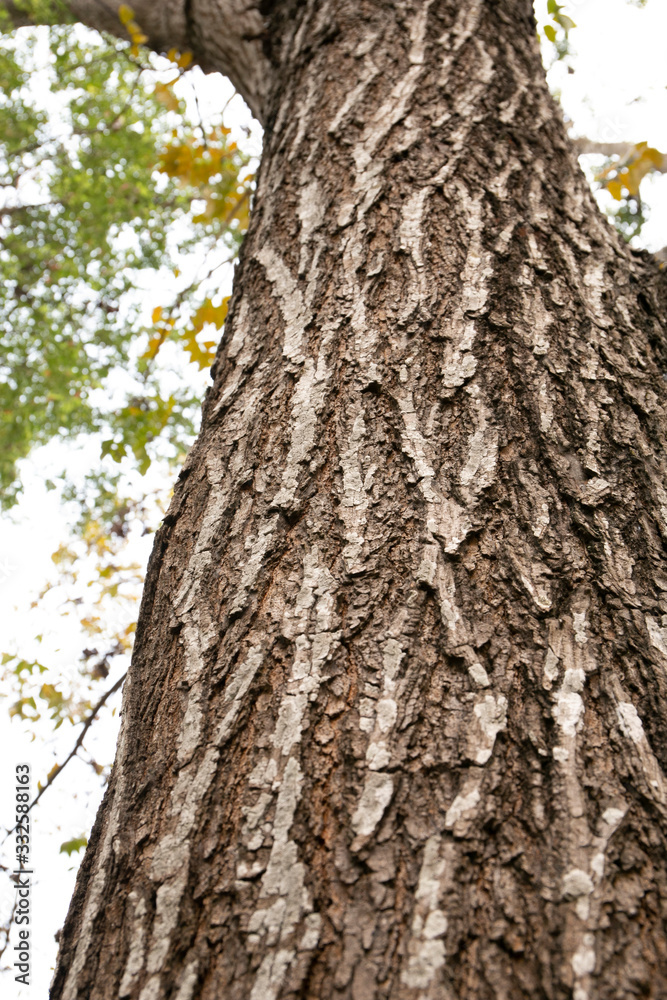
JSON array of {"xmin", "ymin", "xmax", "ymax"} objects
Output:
[
  {"xmin": 218, "ymin": 87, "xmax": 240, "ymax": 122},
  {"xmin": 28, "ymin": 671, "xmax": 127, "ymax": 813},
  {"xmin": 190, "ymin": 77, "xmax": 208, "ymax": 149},
  {"xmin": 0, "ymin": 896, "xmax": 18, "ymax": 965},
  {"xmin": 0, "ymin": 671, "xmax": 127, "ymax": 847}
]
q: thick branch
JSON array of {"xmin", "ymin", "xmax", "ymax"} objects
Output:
[
  {"xmin": 1, "ymin": 0, "xmax": 272, "ymax": 122},
  {"xmin": 574, "ymin": 135, "xmax": 667, "ymax": 173},
  {"xmin": 2, "ymin": 0, "xmax": 189, "ymax": 45}
]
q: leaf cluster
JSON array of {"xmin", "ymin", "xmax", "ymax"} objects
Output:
[
  {"xmin": 542, "ymin": 0, "xmax": 576, "ymax": 59},
  {"xmin": 0, "ymin": 21, "xmax": 253, "ymax": 509}
]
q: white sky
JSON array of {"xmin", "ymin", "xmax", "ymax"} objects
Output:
[
  {"xmin": 536, "ymin": 0, "xmax": 667, "ymax": 249},
  {"xmin": 2, "ymin": 0, "xmax": 667, "ymax": 993}
]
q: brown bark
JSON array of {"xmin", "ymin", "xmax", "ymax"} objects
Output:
[{"xmin": 50, "ymin": 1, "xmax": 667, "ymax": 998}]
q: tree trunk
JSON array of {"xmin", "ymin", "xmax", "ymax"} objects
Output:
[{"xmin": 48, "ymin": 1, "xmax": 667, "ymax": 997}]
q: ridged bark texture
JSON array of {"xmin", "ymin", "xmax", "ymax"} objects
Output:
[{"xmin": 52, "ymin": 1, "xmax": 667, "ymax": 998}]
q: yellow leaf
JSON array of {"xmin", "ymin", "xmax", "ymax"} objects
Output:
[
  {"xmin": 141, "ymin": 323, "xmax": 171, "ymax": 361},
  {"xmin": 622, "ymin": 166, "xmax": 641, "ymax": 197},
  {"xmin": 212, "ymin": 297, "xmax": 230, "ymax": 328},
  {"xmin": 81, "ymin": 615, "xmax": 103, "ymax": 635},
  {"xmin": 181, "ymin": 329, "xmax": 217, "ymax": 370},
  {"xmin": 606, "ymin": 179, "xmax": 623, "ymax": 201},
  {"xmin": 151, "ymin": 306, "xmax": 163, "ymax": 324},
  {"xmin": 118, "ymin": 4, "xmax": 135, "ymax": 25},
  {"xmin": 177, "ymin": 51, "xmax": 193, "ymax": 69},
  {"xmin": 624, "ymin": 146, "xmax": 663, "ymax": 196},
  {"xmin": 189, "ymin": 296, "xmax": 229, "ymax": 335},
  {"xmin": 645, "ymin": 146, "xmax": 663, "ymax": 167},
  {"xmin": 154, "ymin": 83, "xmax": 180, "ymax": 113}
]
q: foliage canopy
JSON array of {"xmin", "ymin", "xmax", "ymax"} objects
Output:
[{"xmin": 0, "ymin": 19, "xmax": 252, "ymax": 512}]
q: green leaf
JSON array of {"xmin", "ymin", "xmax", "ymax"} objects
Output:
[
  {"xmin": 555, "ymin": 14, "xmax": 576, "ymax": 32},
  {"xmin": 59, "ymin": 836, "xmax": 88, "ymax": 857}
]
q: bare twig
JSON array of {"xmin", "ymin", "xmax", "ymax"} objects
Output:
[
  {"xmin": 0, "ymin": 671, "xmax": 126, "ymax": 847},
  {"xmin": 27, "ymin": 671, "xmax": 127, "ymax": 814},
  {"xmin": 0, "ymin": 895, "xmax": 18, "ymax": 965}
]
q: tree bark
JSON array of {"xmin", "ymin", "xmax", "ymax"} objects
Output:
[
  {"xmin": 47, "ymin": 1, "xmax": 667, "ymax": 998},
  {"xmin": 2, "ymin": 0, "xmax": 271, "ymax": 120}
]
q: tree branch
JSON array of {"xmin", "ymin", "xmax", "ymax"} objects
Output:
[
  {"xmin": 0, "ymin": 0, "xmax": 272, "ymax": 123},
  {"xmin": 0, "ymin": 671, "xmax": 127, "ymax": 851},
  {"xmin": 28, "ymin": 670, "xmax": 127, "ymax": 813},
  {"xmin": 1, "ymin": 0, "xmax": 188, "ymax": 48},
  {"xmin": 574, "ymin": 136, "xmax": 667, "ymax": 173}
]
